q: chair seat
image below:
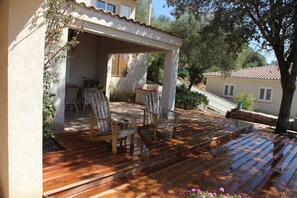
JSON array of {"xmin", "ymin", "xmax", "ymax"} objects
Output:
[
  {"xmin": 157, "ymin": 121, "xmax": 178, "ymax": 129},
  {"xmin": 117, "ymin": 127, "xmax": 136, "ymax": 139},
  {"xmin": 143, "ymin": 92, "xmax": 180, "ymax": 140},
  {"xmin": 88, "ymin": 90, "xmax": 137, "ymax": 154}
]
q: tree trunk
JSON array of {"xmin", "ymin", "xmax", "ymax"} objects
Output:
[
  {"xmin": 188, "ymin": 82, "xmax": 193, "ymax": 91},
  {"xmin": 275, "ymin": 82, "xmax": 295, "ymax": 134}
]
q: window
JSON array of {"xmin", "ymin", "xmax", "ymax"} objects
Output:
[
  {"xmin": 258, "ymin": 87, "xmax": 273, "ymax": 102},
  {"xmin": 112, "ymin": 54, "xmax": 128, "ymax": 76},
  {"xmin": 97, "ymin": 0, "xmax": 116, "ymax": 13},
  {"xmin": 119, "ymin": 4, "xmax": 131, "ymax": 18},
  {"xmin": 224, "ymin": 84, "xmax": 235, "ymax": 97}
]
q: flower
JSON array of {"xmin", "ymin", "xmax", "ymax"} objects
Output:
[
  {"xmin": 196, "ymin": 189, "xmax": 202, "ymax": 194},
  {"xmin": 191, "ymin": 188, "xmax": 197, "ymax": 193},
  {"xmin": 183, "ymin": 187, "xmax": 240, "ymax": 198}
]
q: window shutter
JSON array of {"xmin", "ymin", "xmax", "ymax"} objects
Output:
[
  {"xmin": 118, "ymin": 54, "xmax": 128, "ymax": 75},
  {"xmin": 111, "ymin": 55, "xmax": 119, "ymax": 75}
]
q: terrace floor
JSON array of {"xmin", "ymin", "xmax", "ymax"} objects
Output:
[{"xmin": 44, "ymin": 103, "xmax": 297, "ymax": 197}]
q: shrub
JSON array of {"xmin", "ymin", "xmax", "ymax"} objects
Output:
[
  {"xmin": 43, "ymin": 70, "xmax": 57, "ymax": 140},
  {"xmin": 235, "ymin": 93, "xmax": 255, "ymax": 111},
  {"xmin": 183, "ymin": 187, "xmax": 242, "ymax": 198},
  {"xmin": 176, "ymin": 84, "xmax": 208, "ymax": 110},
  {"xmin": 110, "ymin": 91, "xmax": 135, "ymax": 102},
  {"xmin": 178, "ymin": 67, "xmax": 190, "ymax": 79},
  {"xmin": 147, "ymin": 53, "xmax": 164, "ymax": 83}
]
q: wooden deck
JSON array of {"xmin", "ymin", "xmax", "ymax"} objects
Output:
[{"xmin": 43, "ymin": 108, "xmax": 297, "ymax": 197}]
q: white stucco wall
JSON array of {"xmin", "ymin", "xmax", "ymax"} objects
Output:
[
  {"xmin": 206, "ymin": 76, "xmax": 297, "ymax": 118},
  {"xmin": 52, "ymin": 29, "xmax": 69, "ymax": 132},
  {"xmin": 52, "ymin": 4, "xmax": 182, "ymax": 132},
  {"xmin": 0, "ymin": 0, "xmax": 45, "ymax": 197},
  {"xmin": 67, "ymin": 33, "xmax": 99, "ymax": 87},
  {"xmin": 82, "ymin": 0, "xmax": 136, "ymax": 19},
  {"xmin": 67, "ymin": 33, "xmax": 148, "ymax": 98},
  {"xmin": 109, "ymin": 53, "xmax": 148, "ymax": 97}
]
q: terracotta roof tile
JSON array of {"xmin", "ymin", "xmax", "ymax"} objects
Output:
[
  {"xmin": 72, "ymin": 1, "xmax": 181, "ymax": 38},
  {"xmin": 204, "ymin": 65, "xmax": 281, "ymax": 80}
]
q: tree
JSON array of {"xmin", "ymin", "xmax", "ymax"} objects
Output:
[
  {"xmin": 44, "ymin": 0, "xmax": 81, "ymax": 139},
  {"xmin": 147, "ymin": 53, "xmax": 164, "ymax": 83},
  {"xmin": 166, "ymin": 0, "xmax": 297, "ymax": 134},
  {"xmin": 146, "ymin": 15, "xmax": 173, "ymax": 83},
  {"xmin": 151, "ymin": 15, "xmax": 172, "ymax": 31},
  {"xmin": 170, "ymin": 14, "xmax": 238, "ymax": 90},
  {"xmin": 236, "ymin": 45, "xmax": 267, "ymax": 69},
  {"xmin": 135, "ymin": 0, "xmax": 148, "ymax": 23}
]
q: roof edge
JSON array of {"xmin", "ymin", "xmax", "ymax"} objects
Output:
[{"xmin": 71, "ymin": 0, "xmax": 183, "ymax": 39}]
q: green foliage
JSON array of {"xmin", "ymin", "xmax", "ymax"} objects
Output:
[
  {"xmin": 43, "ymin": 70, "xmax": 57, "ymax": 140},
  {"xmin": 235, "ymin": 93, "xmax": 255, "ymax": 111},
  {"xmin": 183, "ymin": 187, "xmax": 241, "ymax": 198},
  {"xmin": 151, "ymin": 15, "xmax": 172, "ymax": 31},
  {"xmin": 178, "ymin": 67, "xmax": 189, "ymax": 79},
  {"xmin": 175, "ymin": 84, "xmax": 208, "ymax": 110},
  {"xmin": 166, "ymin": 0, "xmax": 297, "ymax": 133},
  {"xmin": 45, "ymin": 0, "xmax": 80, "ymax": 69},
  {"xmin": 147, "ymin": 53, "xmax": 164, "ymax": 83},
  {"xmin": 135, "ymin": 0, "xmax": 148, "ymax": 23},
  {"xmin": 169, "ymin": 14, "xmax": 238, "ymax": 90},
  {"xmin": 43, "ymin": 0, "xmax": 81, "ymax": 140},
  {"xmin": 236, "ymin": 45, "xmax": 266, "ymax": 69}
]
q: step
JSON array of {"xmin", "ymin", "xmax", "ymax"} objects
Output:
[{"xmin": 43, "ymin": 124, "xmax": 253, "ymax": 197}]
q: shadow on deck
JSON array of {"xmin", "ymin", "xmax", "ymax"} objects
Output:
[{"xmin": 43, "ymin": 103, "xmax": 297, "ymax": 197}]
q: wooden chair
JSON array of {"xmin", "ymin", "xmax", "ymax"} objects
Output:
[
  {"xmin": 88, "ymin": 91, "xmax": 136, "ymax": 154},
  {"xmin": 143, "ymin": 92, "xmax": 180, "ymax": 140},
  {"xmin": 65, "ymin": 87, "xmax": 79, "ymax": 112},
  {"xmin": 83, "ymin": 88, "xmax": 97, "ymax": 111}
]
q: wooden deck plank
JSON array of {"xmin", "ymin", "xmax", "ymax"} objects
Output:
[
  {"xmin": 44, "ymin": 107, "xmax": 297, "ymax": 197},
  {"xmin": 89, "ymin": 133, "xmax": 267, "ymax": 197},
  {"xmin": 235, "ymin": 137, "xmax": 294, "ymax": 197},
  {"xmin": 134, "ymin": 133, "xmax": 265, "ymax": 191},
  {"xmin": 84, "ymin": 133, "xmax": 296, "ymax": 197},
  {"xmin": 281, "ymin": 160, "xmax": 297, "ymax": 198},
  {"xmin": 254, "ymin": 142, "xmax": 297, "ymax": 197}
]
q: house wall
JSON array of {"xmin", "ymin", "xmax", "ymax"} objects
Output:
[
  {"xmin": 67, "ymin": 32, "xmax": 147, "ymax": 100},
  {"xmin": 83, "ymin": 0, "xmax": 136, "ymax": 19},
  {"xmin": 67, "ymin": 33, "xmax": 99, "ymax": 87},
  {"xmin": 67, "ymin": 33, "xmax": 147, "ymax": 93},
  {"xmin": 0, "ymin": 0, "xmax": 45, "ymax": 197},
  {"xmin": 109, "ymin": 53, "xmax": 148, "ymax": 98},
  {"xmin": 206, "ymin": 76, "xmax": 297, "ymax": 118}
]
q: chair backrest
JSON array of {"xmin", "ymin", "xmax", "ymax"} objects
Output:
[
  {"xmin": 91, "ymin": 91, "xmax": 111, "ymax": 135},
  {"xmin": 145, "ymin": 92, "xmax": 162, "ymax": 124},
  {"xmin": 65, "ymin": 87, "xmax": 79, "ymax": 104},
  {"xmin": 84, "ymin": 79, "xmax": 100, "ymax": 88},
  {"xmin": 85, "ymin": 88, "xmax": 98, "ymax": 105}
]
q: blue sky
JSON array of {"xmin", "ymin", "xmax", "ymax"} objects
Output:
[
  {"xmin": 152, "ymin": 0, "xmax": 276, "ymax": 64},
  {"xmin": 152, "ymin": 0, "xmax": 173, "ymax": 18}
]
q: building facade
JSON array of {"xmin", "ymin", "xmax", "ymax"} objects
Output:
[{"xmin": 205, "ymin": 65, "xmax": 297, "ymax": 118}]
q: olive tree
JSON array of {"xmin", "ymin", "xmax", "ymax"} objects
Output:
[{"xmin": 166, "ymin": 0, "xmax": 297, "ymax": 133}]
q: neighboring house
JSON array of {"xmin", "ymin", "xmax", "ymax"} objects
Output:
[
  {"xmin": 0, "ymin": 0, "xmax": 182, "ymax": 197},
  {"xmin": 204, "ymin": 65, "xmax": 297, "ymax": 118}
]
